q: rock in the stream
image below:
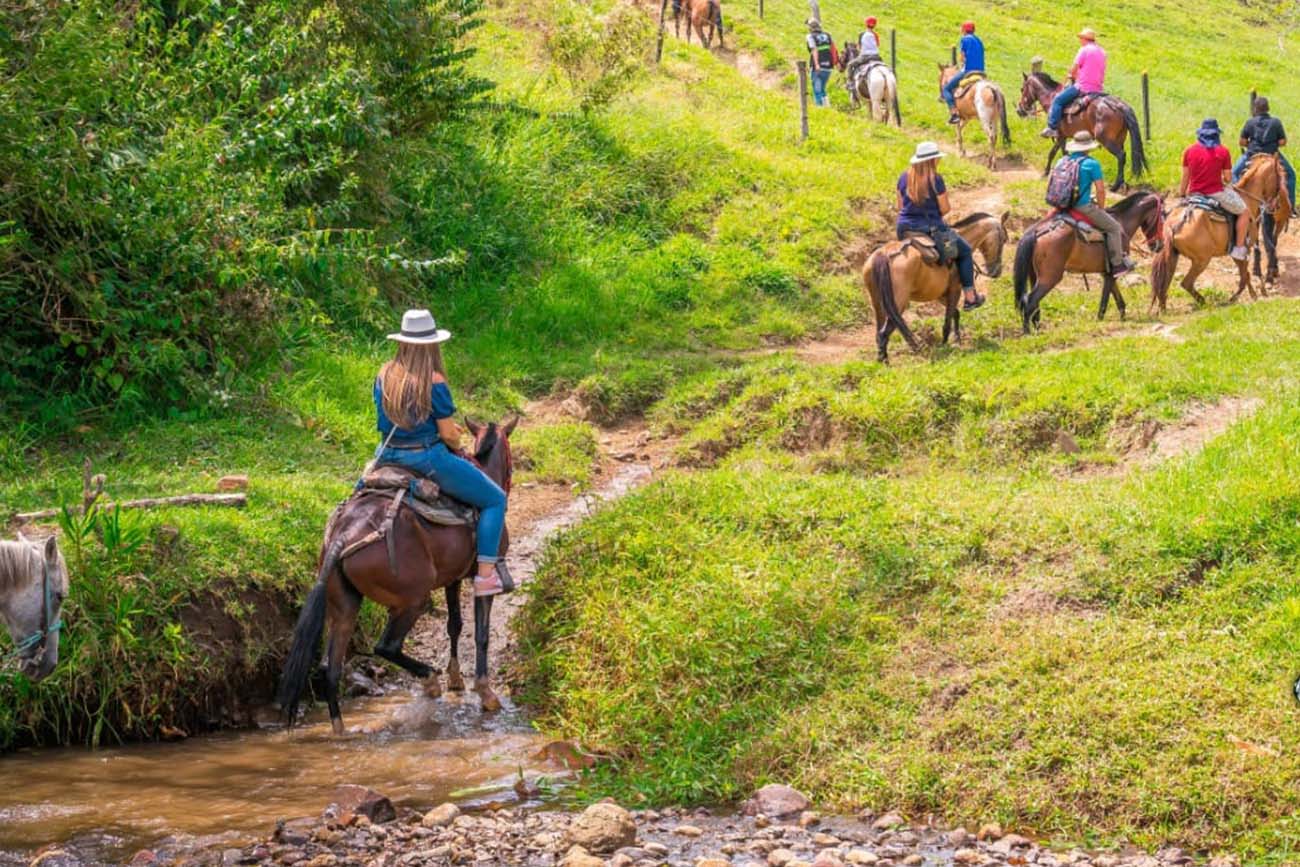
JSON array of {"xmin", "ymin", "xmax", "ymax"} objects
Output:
[
  {"xmin": 768, "ymin": 849, "xmax": 797, "ymax": 866},
  {"xmin": 566, "ymin": 802, "xmax": 637, "ymax": 853},
  {"xmin": 346, "ymin": 670, "xmax": 383, "ymax": 697},
  {"xmin": 326, "ymin": 785, "xmax": 395, "ymax": 825},
  {"xmin": 421, "ymin": 803, "xmax": 460, "ymax": 828},
  {"xmin": 676, "ymin": 824, "xmax": 705, "ymax": 837},
  {"xmin": 696, "ymin": 859, "xmax": 732, "ymax": 867},
  {"xmin": 559, "ymin": 845, "xmax": 605, "ymax": 867},
  {"xmin": 274, "ymin": 818, "xmax": 316, "ymax": 846},
  {"xmin": 871, "ymin": 813, "xmax": 905, "ymax": 831},
  {"xmin": 976, "ymin": 822, "xmax": 1003, "ymax": 842},
  {"xmin": 743, "ymin": 784, "xmax": 812, "ymax": 818}
]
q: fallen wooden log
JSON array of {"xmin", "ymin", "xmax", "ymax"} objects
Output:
[{"xmin": 12, "ymin": 493, "xmax": 247, "ymax": 524}]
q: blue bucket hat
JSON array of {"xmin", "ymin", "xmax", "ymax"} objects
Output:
[{"xmin": 1197, "ymin": 118, "xmax": 1221, "ymax": 146}]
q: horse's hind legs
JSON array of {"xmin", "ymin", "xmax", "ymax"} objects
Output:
[
  {"xmin": 472, "ymin": 594, "xmax": 501, "ymax": 712},
  {"xmin": 374, "ymin": 604, "xmax": 437, "ymax": 694},
  {"xmin": 324, "ymin": 575, "xmax": 363, "ymax": 735},
  {"xmin": 444, "ymin": 581, "xmax": 466, "ymax": 691}
]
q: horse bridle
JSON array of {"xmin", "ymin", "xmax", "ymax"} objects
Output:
[{"xmin": 2, "ymin": 555, "xmax": 63, "ymax": 671}]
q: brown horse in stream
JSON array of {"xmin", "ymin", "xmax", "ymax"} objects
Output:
[
  {"xmin": 1016, "ymin": 72, "xmax": 1147, "ymax": 191},
  {"xmin": 278, "ymin": 419, "xmax": 516, "ymax": 734},
  {"xmin": 864, "ymin": 212, "xmax": 1010, "ymax": 362},
  {"xmin": 1012, "ymin": 193, "xmax": 1165, "ymax": 332},
  {"xmin": 1150, "ymin": 154, "xmax": 1293, "ymax": 312}
]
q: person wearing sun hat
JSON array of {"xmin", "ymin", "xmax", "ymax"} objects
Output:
[
  {"xmin": 1057, "ymin": 131, "xmax": 1135, "ymax": 275},
  {"xmin": 897, "ymin": 141, "xmax": 984, "ymax": 310},
  {"xmin": 1042, "ymin": 27, "xmax": 1107, "ymax": 138},
  {"xmin": 373, "ymin": 309, "xmax": 513, "ymax": 597},
  {"xmin": 1180, "ymin": 118, "xmax": 1249, "ymax": 261}
]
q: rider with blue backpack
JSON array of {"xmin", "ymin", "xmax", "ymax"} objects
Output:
[{"xmin": 1046, "ymin": 131, "xmax": 1135, "ymax": 276}]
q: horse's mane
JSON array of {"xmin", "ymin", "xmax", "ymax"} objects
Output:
[
  {"xmin": 950, "ymin": 211, "xmax": 996, "ymax": 228},
  {"xmin": 1240, "ymin": 153, "xmax": 1279, "ymax": 186},
  {"xmin": 1030, "ymin": 71, "xmax": 1061, "ymax": 90},
  {"xmin": 1109, "ymin": 192, "xmax": 1154, "ymax": 214},
  {"xmin": 474, "ymin": 424, "xmax": 500, "ymax": 463},
  {"xmin": 0, "ymin": 541, "xmax": 35, "ymax": 593}
]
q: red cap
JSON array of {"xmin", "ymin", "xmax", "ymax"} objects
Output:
[
  {"xmin": 961, "ymin": 20, "xmax": 975, "ymax": 32},
  {"xmin": 865, "ymin": 15, "xmax": 877, "ymax": 26}
]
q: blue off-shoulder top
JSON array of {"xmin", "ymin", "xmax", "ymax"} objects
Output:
[{"xmin": 374, "ymin": 378, "xmax": 456, "ymax": 447}]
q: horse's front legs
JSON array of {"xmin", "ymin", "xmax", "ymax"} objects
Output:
[
  {"xmin": 472, "ymin": 594, "xmax": 501, "ymax": 712},
  {"xmin": 444, "ymin": 581, "xmax": 466, "ymax": 691},
  {"xmin": 374, "ymin": 604, "xmax": 439, "ymax": 694}
]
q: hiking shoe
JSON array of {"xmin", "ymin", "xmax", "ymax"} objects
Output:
[
  {"xmin": 947, "ymin": 113, "xmax": 961, "ymax": 125},
  {"xmin": 1111, "ymin": 258, "xmax": 1138, "ymax": 276},
  {"xmin": 1230, "ymin": 245, "xmax": 1248, "ymax": 261},
  {"xmin": 1039, "ymin": 126, "xmax": 1057, "ymax": 139},
  {"xmin": 962, "ymin": 292, "xmax": 986, "ymax": 311},
  {"xmin": 473, "ymin": 561, "xmax": 516, "ymax": 597}
]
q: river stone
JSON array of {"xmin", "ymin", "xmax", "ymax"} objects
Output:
[
  {"xmin": 798, "ymin": 811, "xmax": 821, "ymax": 828},
  {"xmin": 953, "ymin": 849, "xmax": 985, "ymax": 865},
  {"xmin": 422, "ymin": 803, "xmax": 460, "ymax": 828},
  {"xmin": 328, "ymin": 784, "xmax": 396, "ymax": 825},
  {"xmin": 768, "ymin": 849, "xmax": 797, "ymax": 867},
  {"xmin": 274, "ymin": 818, "xmax": 316, "ymax": 846},
  {"xmin": 743, "ymin": 785, "xmax": 812, "ymax": 818},
  {"xmin": 559, "ymin": 845, "xmax": 605, "ymax": 867},
  {"xmin": 567, "ymin": 803, "xmax": 637, "ymax": 853},
  {"xmin": 813, "ymin": 853, "xmax": 845, "ymax": 867},
  {"xmin": 845, "ymin": 853, "xmax": 879, "ymax": 866},
  {"xmin": 696, "ymin": 860, "xmax": 731, "ymax": 867},
  {"xmin": 870, "ymin": 813, "xmax": 904, "ymax": 831},
  {"xmin": 946, "ymin": 828, "xmax": 970, "ymax": 847},
  {"xmin": 901, "ymin": 857, "xmax": 923, "ymax": 867},
  {"xmin": 676, "ymin": 825, "xmax": 705, "ymax": 837},
  {"xmin": 976, "ymin": 823, "xmax": 1003, "ymax": 842}
]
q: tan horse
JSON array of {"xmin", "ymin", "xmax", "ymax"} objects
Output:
[
  {"xmin": 674, "ymin": 0, "xmax": 723, "ymax": 48},
  {"xmin": 938, "ymin": 65, "xmax": 1011, "ymax": 168},
  {"xmin": 1150, "ymin": 154, "xmax": 1293, "ymax": 312},
  {"xmin": 864, "ymin": 212, "xmax": 1010, "ymax": 362}
]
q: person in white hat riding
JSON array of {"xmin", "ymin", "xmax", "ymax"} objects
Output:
[
  {"xmin": 1042, "ymin": 27, "xmax": 1107, "ymax": 138},
  {"xmin": 897, "ymin": 141, "xmax": 984, "ymax": 309},
  {"xmin": 374, "ymin": 309, "xmax": 512, "ymax": 597},
  {"xmin": 1055, "ymin": 131, "xmax": 1136, "ymax": 275}
]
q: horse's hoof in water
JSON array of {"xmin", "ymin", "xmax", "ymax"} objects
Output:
[
  {"xmin": 423, "ymin": 674, "xmax": 442, "ymax": 699},
  {"xmin": 446, "ymin": 660, "xmax": 466, "ymax": 692},
  {"xmin": 331, "ymin": 717, "xmax": 345, "ymax": 736},
  {"xmin": 474, "ymin": 678, "xmax": 502, "ymax": 712}
]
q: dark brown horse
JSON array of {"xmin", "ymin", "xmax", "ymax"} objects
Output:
[
  {"xmin": 1017, "ymin": 72, "xmax": 1147, "ymax": 191},
  {"xmin": 278, "ymin": 419, "xmax": 516, "ymax": 734},
  {"xmin": 674, "ymin": 0, "xmax": 723, "ymax": 48},
  {"xmin": 1012, "ymin": 193, "xmax": 1165, "ymax": 332}
]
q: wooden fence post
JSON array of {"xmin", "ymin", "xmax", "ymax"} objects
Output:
[
  {"xmin": 655, "ymin": 0, "xmax": 668, "ymax": 63},
  {"xmin": 797, "ymin": 60, "xmax": 810, "ymax": 142},
  {"xmin": 890, "ymin": 28, "xmax": 896, "ymax": 71},
  {"xmin": 1141, "ymin": 71, "xmax": 1151, "ymax": 142},
  {"xmin": 950, "ymin": 45, "xmax": 957, "ymax": 66},
  {"xmin": 758, "ymin": 0, "xmax": 763, "ymax": 18},
  {"xmin": 1250, "ymin": 88, "xmax": 1257, "ymax": 116}
]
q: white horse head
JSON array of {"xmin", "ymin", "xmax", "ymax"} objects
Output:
[{"xmin": 1, "ymin": 534, "xmax": 68, "ymax": 681}]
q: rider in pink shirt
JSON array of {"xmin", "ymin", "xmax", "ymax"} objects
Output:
[{"xmin": 1042, "ymin": 28, "xmax": 1107, "ymax": 137}]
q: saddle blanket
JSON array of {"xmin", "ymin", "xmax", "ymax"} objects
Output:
[
  {"xmin": 357, "ymin": 463, "xmax": 477, "ymax": 527},
  {"xmin": 1046, "ymin": 209, "xmax": 1104, "ymax": 244},
  {"xmin": 1064, "ymin": 91, "xmax": 1108, "ymax": 119},
  {"xmin": 1185, "ymin": 194, "xmax": 1231, "ymax": 223},
  {"xmin": 954, "ymin": 71, "xmax": 986, "ymax": 99}
]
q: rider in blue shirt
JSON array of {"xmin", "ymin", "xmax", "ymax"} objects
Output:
[{"xmin": 942, "ymin": 21, "xmax": 984, "ymax": 125}]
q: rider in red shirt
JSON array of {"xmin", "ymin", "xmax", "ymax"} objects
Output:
[{"xmin": 1180, "ymin": 118, "xmax": 1247, "ymax": 261}]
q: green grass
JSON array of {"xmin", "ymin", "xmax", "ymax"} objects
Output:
[{"xmin": 518, "ymin": 298, "xmax": 1300, "ymax": 861}]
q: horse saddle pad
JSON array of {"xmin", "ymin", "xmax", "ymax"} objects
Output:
[
  {"xmin": 1063, "ymin": 91, "xmax": 1107, "ymax": 119},
  {"xmin": 1185, "ymin": 194, "xmax": 1231, "ymax": 223},
  {"xmin": 358, "ymin": 464, "xmax": 477, "ymax": 526},
  {"xmin": 954, "ymin": 72, "xmax": 985, "ymax": 99},
  {"xmin": 1049, "ymin": 210, "xmax": 1105, "ymax": 244},
  {"xmin": 900, "ymin": 231, "xmax": 955, "ymax": 266}
]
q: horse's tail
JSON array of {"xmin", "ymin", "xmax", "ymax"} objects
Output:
[
  {"xmin": 1119, "ymin": 101, "xmax": 1147, "ymax": 177},
  {"xmin": 1013, "ymin": 229, "xmax": 1038, "ymax": 314},
  {"xmin": 277, "ymin": 536, "xmax": 345, "ymax": 726},
  {"xmin": 870, "ymin": 252, "xmax": 920, "ymax": 350},
  {"xmin": 1148, "ymin": 217, "xmax": 1177, "ymax": 312},
  {"xmin": 996, "ymin": 87, "xmax": 1012, "ymax": 145}
]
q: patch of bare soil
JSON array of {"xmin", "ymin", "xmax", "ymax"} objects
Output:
[
  {"xmin": 729, "ymin": 48, "xmax": 784, "ymax": 90},
  {"xmin": 993, "ymin": 586, "xmax": 1101, "ymax": 621},
  {"xmin": 1078, "ymin": 396, "xmax": 1263, "ymax": 478}
]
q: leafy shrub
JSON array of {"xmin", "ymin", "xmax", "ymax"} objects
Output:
[{"xmin": 539, "ymin": 0, "xmax": 654, "ymax": 111}]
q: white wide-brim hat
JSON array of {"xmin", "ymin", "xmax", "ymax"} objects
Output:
[
  {"xmin": 387, "ymin": 309, "xmax": 452, "ymax": 344},
  {"xmin": 910, "ymin": 141, "xmax": 945, "ymax": 164},
  {"xmin": 1065, "ymin": 131, "xmax": 1100, "ymax": 153}
]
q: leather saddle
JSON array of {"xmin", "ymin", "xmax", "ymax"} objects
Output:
[
  {"xmin": 1184, "ymin": 193, "xmax": 1231, "ymax": 223},
  {"xmin": 1063, "ymin": 91, "xmax": 1107, "ymax": 120},
  {"xmin": 953, "ymin": 71, "xmax": 986, "ymax": 100},
  {"xmin": 356, "ymin": 463, "xmax": 477, "ymax": 527},
  {"xmin": 1047, "ymin": 209, "xmax": 1105, "ymax": 244},
  {"xmin": 900, "ymin": 230, "xmax": 956, "ymax": 267}
]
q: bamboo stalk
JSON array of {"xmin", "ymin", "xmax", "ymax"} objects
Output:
[{"xmin": 13, "ymin": 493, "xmax": 247, "ymax": 524}]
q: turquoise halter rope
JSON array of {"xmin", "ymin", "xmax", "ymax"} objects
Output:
[{"xmin": 3, "ymin": 556, "xmax": 63, "ymax": 669}]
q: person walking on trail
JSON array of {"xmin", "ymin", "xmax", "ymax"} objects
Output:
[
  {"xmin": 1180, "ymin": 119, "xmax": 1249, "ymax": 261},
  {"xmin": 373, "ymin": 309, "xmax": 513, "ymax": 598},
  {"xmin": 896, "ymin": 141, "xmax": 985, "ymax": 310},
  {"xmin": 844, "ymin": 16, "xmax": 883, "ymax": 82},
  {"xmin": 1234, "ymin": 97, "xmax": 1296, "ymax": 205},
  {"xmin": 806, "ymin": 19, "xmax": 837, "ymax": 107},
  {"xmin": 1052, "ymin": 131, "xmax": 1136, "ymax": 275},
  {"xmin": 1042, "ymin": 27, "xmax": 1106, "ymax": 138},
  {"xmin": 942, "ymin": 22, "xmax": 985, "ymax": 125}
]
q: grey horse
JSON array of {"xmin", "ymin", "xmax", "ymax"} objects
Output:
[{"xmin": 1, "ymin": 534, "xmax": 68, "ymax": 681}]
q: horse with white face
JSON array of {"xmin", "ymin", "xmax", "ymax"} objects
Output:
[{"xmin": 1, "ymin": 534, "xmax": 68, "ymax": 681}]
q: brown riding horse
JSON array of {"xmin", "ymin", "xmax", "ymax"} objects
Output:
[
  {"xmin": 1012, "ymin": 192, "xmax": 1165, "ymax": 332},
  {"xmin": 278, "ymin": 419, "xmax": 516, "ymax": 734},
  {"xmin": 1016, "ymin": 72, "xmax": 1147, "ymax": 191},
  {"xmin": 864, "ymin": 212, "xmax": 1010, "ymax": 362},
  {"xmin": 938, "ymin": 65, "xmax": 1011, "ymax": 168},
  {"xmin": 674, "ymin": 0, "xmax": 723, "ymax": 48},
  {"xmin": 1150, "ymin": 154, "xmax": 1293, "ymax": 312}
]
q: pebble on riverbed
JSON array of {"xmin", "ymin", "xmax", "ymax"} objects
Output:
[{"xmin": 168, "ymin": 781, "xmax": 1239, "ymax": 867}]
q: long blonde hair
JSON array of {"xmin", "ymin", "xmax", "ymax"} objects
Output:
[
  {"xmin": 380, "ymin": 342, "xmax": 447, "ymax": 429},
  {"xmin": 906, "ymin": 159, "xmax": 939, "ymax": 204}
]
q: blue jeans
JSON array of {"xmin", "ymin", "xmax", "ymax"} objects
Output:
[
  {"xmin": 810, "ymin": 67, "xmax": 831, "ymax": 106},
  {"xmin": 941, "ymin": 68, "xmax": 969, "ymax": 108},
  {"xmin": 1233, "ymin": 151, "xmax": 1297, "ymax": 205},
  {"xmin": 1047, "ymin": 84, "xmax": 1080, "ymax": 129},
  {"xmin": 897, "ymin": 226, "xmax": 975, "ymax": 289},
  {"xmin": 378, "ymin": 442, "xmax": 507, "ymax": 563}
]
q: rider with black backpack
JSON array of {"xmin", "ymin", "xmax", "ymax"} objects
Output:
[{"xmin": 1046, "ymin": 131, "xmax": 1135, "ymax": 275}]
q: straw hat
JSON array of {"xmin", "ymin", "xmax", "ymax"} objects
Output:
[
  {"xmin": 387, "ymin": 309, "xmax": 452, "ymax": 344},
  {"xmin": 1065, "ymin": 131, "xmax": 1100, "ymax": 153},
  {"xmin": 1077, "ymin": 27, "xmax": 1097, "ymax": 41},
  {"xmin": 910, "ymin": 141, "xmax": 946, "ymax": 164}
]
